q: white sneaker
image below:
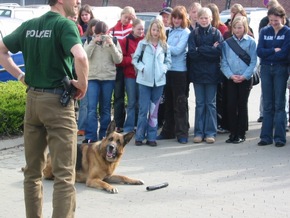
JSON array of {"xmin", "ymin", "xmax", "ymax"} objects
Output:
[
  {"xmin": 193, "ymin": 136, "xmax": 203, "ymax": 143},
  {"xmin": 205, "ymin": 137, "xmax": 215, "ymax": 144}
]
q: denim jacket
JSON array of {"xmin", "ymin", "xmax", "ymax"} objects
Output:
[
  {"xmin": 221, "ymin": 34, "xmax": 257, "ymax": 80},
  {"xmin": 167, "ymin": 26, "xmax": 190, "ymax": 72},
  {"xmin": 132, "ymin": 39, "xmax": 171, "ymax": 87}
]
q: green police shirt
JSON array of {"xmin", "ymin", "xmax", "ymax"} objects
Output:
[{"xmin": 3, "ymin": 11, "xmax": 82, "ymax": 88}]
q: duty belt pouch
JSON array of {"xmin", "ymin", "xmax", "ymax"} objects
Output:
[{"xmin": 60, "ymin": 76, "xmax": 76, "ymax": 107}]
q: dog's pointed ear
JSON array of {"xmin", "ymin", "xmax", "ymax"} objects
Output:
[
  {"xmin": 123, "ymin": 131, "xmax": 135, "ymax": 146},
  {"xmin": 106, "ymin": 120, "xmax": 116, "ymax": 137}
]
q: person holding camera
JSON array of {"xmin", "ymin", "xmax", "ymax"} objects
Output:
[
  {"xmin": 0, "ymin": 0, "xmax": 88, "ymax": 217},
  {"xmin": 83, "ymin": 21, "xmax": 123, "ymax": 143}
]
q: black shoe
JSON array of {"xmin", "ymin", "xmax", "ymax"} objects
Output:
[
  {"xmin": 177, "ymin": 137, "xmax": 188, "ymax": 144},
  {"xmin": 146, "ymin": 140, "xmax": 157, "ymax": 146},
  {"xmin": 225, "ymin": 135, "xmax": 236, "ymax": 143},
  {"xmin": 257, "ymin": 140, "xmax": 272, "ymax": 146},
  {"xmin": 233, "ymin": 137, "xmax": 245, "ymax": 144},
  {"xmin": 217, "ymin": 126, "xmax": 229, "ymax": 134},
  {"xmin": 257, "ymin": 117, "xmax": 263, "ymax": 122},
  {"xmin": 275, "ymin": 142, "xmax": 285, "ymax": 147},
  {"xmin": 135, "ymin": 140, "xmax": 143, "ymax": 146}
]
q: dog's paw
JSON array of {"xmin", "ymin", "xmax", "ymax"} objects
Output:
[
  {"xmin": 107, "ymin": 187, "xmax": 119, "ymax": 194},
  {"xmin": 126, "ymin": 179, "xmax": 144, "ymax": 185},
  {"xmin": 136, "ymin": 179, "xmax": 145, "ymax": 185}
]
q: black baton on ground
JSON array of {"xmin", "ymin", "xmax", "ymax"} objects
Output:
[{"xmin": 146, "ymin": 182, "xmax": 169, "ymax": 191}]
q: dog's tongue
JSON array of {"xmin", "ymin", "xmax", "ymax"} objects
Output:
[{"xmin": 107, "ymin": 151, "xmax": 114, "ymax": 158}]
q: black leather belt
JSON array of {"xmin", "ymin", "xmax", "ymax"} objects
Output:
[{"xmin": 27, "ymin": 86, "xmax": 64, "ymax": 95}]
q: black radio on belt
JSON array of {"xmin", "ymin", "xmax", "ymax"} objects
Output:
[{"xmin": 60, "ymin": 76, "xmax": 77, "ymax": 107}]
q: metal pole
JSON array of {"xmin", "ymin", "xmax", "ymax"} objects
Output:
[
  {"xmin": 102, "ymin": 0, "xmax": 108, "ymax": 6},
  {"xmin": 20, "ymin": 0, "xmax": 25, "ymax": 6},
  {"xmin": 225, "ymin": 0, "xmax": 232, "ymax": 10}
]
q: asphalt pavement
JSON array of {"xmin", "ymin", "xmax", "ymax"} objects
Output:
[{"xmin": 1, "ymin": 84, "xmax": 290, "ymax": 218}]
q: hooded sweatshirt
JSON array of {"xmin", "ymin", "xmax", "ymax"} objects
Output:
[
  {"xmin": 257, "ymin": 25, "xmax": 290, "ymax": 66},
  {"xmin": 118, "ymin": 33, "xmax": 144, "ymax": 78}
]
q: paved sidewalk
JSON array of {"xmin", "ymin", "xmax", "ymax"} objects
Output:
[
  {"xmin": 0, "ymin": 136, "xmax": 23, "ymax": 151},
  {"xmin": 1, "ymin": 85, "xmax": 290, "ymax": 218}
]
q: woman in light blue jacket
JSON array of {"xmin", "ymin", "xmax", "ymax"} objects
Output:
[
  {"xmin": 132, "ymin": 19, "xmax": 171, "ymax": 146},
  {"xmin": 157, "ymin": 5, "xmax": 190, "ymax": 144}
]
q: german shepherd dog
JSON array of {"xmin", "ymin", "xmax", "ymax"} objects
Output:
[{"xmin": 43, "ymin": 120, "xmax": 144, "ymax": 193}]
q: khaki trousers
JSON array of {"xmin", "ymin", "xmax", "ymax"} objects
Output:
[{"xmin": 23, "ymin": 90, "xmax": 76, "ymax": 218}]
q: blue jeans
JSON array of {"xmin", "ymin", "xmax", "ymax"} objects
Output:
[
  {"xmin": 85, "ymin": 80, "xmax": 115, "ymax": 141},
  {"xmin": 136, "ymin": 84, "xmax": 163, "ymax": 141},
  {"xmin": 193, "ymin": 83, "xmax": 217, "ymax": 138},
  {"xmin": 77, "ymin": 92, "xmax": 87, "ymax": 131},
  {"xmin": 123, "ymin": 78, "xmax": 139, "ymax": 132},
  {"xmin": 260, "ymin": 64, "xmax": 288, "ymax": 144}
]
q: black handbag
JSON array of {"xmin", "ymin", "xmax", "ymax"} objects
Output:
[
  {"xmin": 252, "ymin": 65, "xmax": 260, "ymax": 86},
  {"xmin": 226, "ymin": 37, "xmax": 260, "ymax": 86}
]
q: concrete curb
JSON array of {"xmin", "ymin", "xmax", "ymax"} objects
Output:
[{"xmin": 0, "ymin": 136, "xmax": 24, "ymax": 150}]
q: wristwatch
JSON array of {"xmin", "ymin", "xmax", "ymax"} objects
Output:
[{"xmin": 17, "ymin": 72, "xmax": 25, "ymax": 81}]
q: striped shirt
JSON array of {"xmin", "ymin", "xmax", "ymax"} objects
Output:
[{"xmin": 109, "ymin": 20, "xmax": 132, "ymax": 40}]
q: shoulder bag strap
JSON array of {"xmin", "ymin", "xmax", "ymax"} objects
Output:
[
  {"xmin": 226, "ymin": 37, "xmax": 250, "ymax": 66},
  {"xmin": 125, "ymin": 36, "xmax": 129, "ymax": 54},
  {"xmin": 137, "ymin": 44, "xmax": 146, "ymax": 63}
]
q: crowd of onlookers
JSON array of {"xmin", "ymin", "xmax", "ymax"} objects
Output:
[
  {"xmin": 74, "ymin": 0, "xmax": 290, "ymax": 147},
  {"xmin": 2, "ymin": 1, "xmax": 288, "ymax": 215}
]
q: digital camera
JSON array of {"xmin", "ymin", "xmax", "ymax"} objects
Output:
[{"xmin": 101, "ymin": 35, "xmax": 108, "ymax": 41}]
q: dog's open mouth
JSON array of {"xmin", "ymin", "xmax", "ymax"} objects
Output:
[{"xmin": 106, "ymin": 144, "xmax": 117, "ymax": 160}]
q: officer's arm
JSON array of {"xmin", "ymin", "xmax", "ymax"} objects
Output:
[{"xmin": 70, "ymin": 44, "xmax": 89, "ymax": 99}]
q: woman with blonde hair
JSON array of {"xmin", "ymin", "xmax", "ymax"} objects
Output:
[
  {"xmin": 188, "ymin": 2, "xmax": 201, "ymax": 31},
  {"xmin": 109, "ymin": 6, "xmax": 136, "ymax": 133},
  {"xmin": 118, "ymin": 18, "xmax": 145, "ymax": 133},
  {"xmin": 230, "ymin": 4, "xmax": 247, "ymax": 19},
  {"xmin": 132, "ymin": 19, "xmax": 171, "ymax": 146},
  {"xmin": 188, "ymin": 7, "xmax": 224, "ymax": 144},
  {"xmin": 224, "ymin": 4, "xmax": 254, "ymax": 41},
  {"xmin": 221, "ymin": 16, "xmax": 257, "ymax": 143},
  {"xmin": 157, "ymin": 5, "xmax": 190, "ymax": 144}
]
